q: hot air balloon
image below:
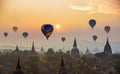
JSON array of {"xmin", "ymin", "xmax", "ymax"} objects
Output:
[
  {"xmin": 3, "ymin": 32, "xmax": 8, "ymax": 37},
  {"xmin": 89, "ymin": 19, "xmax": 96, "ymax": 29},
  {"xmin": 12, "ymin": 26, "xmax": 18, "ymax": 32},
  {"xmin": 23, "ymin": 32, "xmax": 29, "ymax": 39},
  {"xmin": 93, "ymin": 35, "xmax": 97, "ymax": 42},
  {"xmin": 104, "ymin": 26, "xmax": 110, "ymax": 34},
  {"xmin": 61, "ymin": 37, "xmax": 66, "ymax": 42},
  {"xmin": 41, "ymin": 24, "xmax": 54, "ymax": 39}
]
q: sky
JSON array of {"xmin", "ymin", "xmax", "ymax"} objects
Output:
[{"xmin": 0, "ymin": 0, "xmax": 120, "ymax": 52}]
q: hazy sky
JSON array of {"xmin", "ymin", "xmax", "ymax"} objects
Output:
[{"xmin": 0, "ymin": 0, "xmax": 120, "ymax": 52}]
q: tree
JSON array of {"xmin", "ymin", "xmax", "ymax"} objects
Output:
[
  {"xmin": 46, "ymin": 48, "xmax": 54, "ymax": 55},
  {"xmin": 28, "ymin": 56, "xmax": 40, "ymax": 74},
  {"xmin": 114, "ymin": 58, "xmax": 120, "ymax": 74}
]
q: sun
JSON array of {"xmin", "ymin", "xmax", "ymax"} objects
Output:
[{"xmin": 55, "ymin": 24, "xmax": 61, "ymax": 29}]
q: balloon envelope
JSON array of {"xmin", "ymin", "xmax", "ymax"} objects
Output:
[
  {"xmin": 13, "ymin": 26, "xmax": 18, "ymax": 32},
  {"xmin": 41, "ymin": 24, "xmax": 54, "ymax": 39},
  {"xmin": 93, "ymin": 35, "xmax": 97, "ymax": 42},
  {"xmin": 89, "ymin": 19, "xmax": 96, "ymax": 29},
  {"xmin": 23, "ymin": 32, "xmax": 29, "ymax": 38},
  {"xmin": 3, "ymin": 32, "xmax": 8, "ymax": 37},
  {"xmin": 61, "ymin": 37, "xmax": 66, "ymax": 42},
  {"xmin": 104, "ymin": 26, "xmax": 110, "ymax": 34}
]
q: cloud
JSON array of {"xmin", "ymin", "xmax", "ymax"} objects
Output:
[
  {"xmin": 69, "ymin": 0, "xmax": 120, "ymax": 15},
  {"xmin": 70, "ymin": 5, "xmax": 120, "ymax": 15},
  {"xmin": 70, "ymin": 5, "xmax": 94, "ymax": 11}
]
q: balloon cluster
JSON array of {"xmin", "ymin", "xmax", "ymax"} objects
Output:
[
  {"xmin": 89, "ymin": 19, "xmax": 98, "ymax": 52},
  {"xmin": 89, "ymin": 19, "xmax": 111, "ymax": 53},
  {"xmin": 3, "ymin": 24, "xmax": 54, "ymax": 40},
  {"xmin": 3, "ymin": 22, "xmax": 111, "ymax": 44},
  {"xmin": 3, "ymin": 26, "xmax": 18, "ymax": 38},
  {"xmin": 3, "ymin": 26, "xmax": 29, "ymax": 39},
  {"xmin": 89, "ymin": 19, "xmax": 97, "ymax": 42}
]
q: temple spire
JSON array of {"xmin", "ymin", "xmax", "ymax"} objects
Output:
[
  {"xmin": 103, "ymin": 36, "xmax": 112, "ymax": 56},
  {"xmin": 32, "ymin": 41, "xmax": 35, "ymax": 51},
  {"xmin": 15, "ymin": 45, "xmax": 19, "ymax": 51},
  {"xmin": 31, "ymin": 41, "xmax": 36, "ymax": 53},
  {"xmin": 71, "ymin": 38, "xmax": 80, "ymax": 58},
  {"xmin": 13, "ymin": 58, "xmax": 24, "ymax": 74},
  {"xmin": 60, "ymin": 56, "xmax": 64, "ymax": 67},
  {"xmin": 106, "ymin": 36, "xmax": 110, "ymax": 45},
  {"xmin": 73, "ymin": 37, "xmax": 77, "ymax": 48},
  {"xmin": 41, "ymin": 45, "xmax": 44, "ymax": 51},
  {"xmin": 16, "ymin": 58, "xmax": 21, "ymax": 70},
  {"xmin": 107, "ymin": 36, "xmax": 109, "ymax": 44},
  {"xmin": 85, "ymin": 47, "xmax": 91, "ymax": 55}
]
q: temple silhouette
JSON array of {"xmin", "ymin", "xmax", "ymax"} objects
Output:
[
  {"xmin": 103, "ymin": 37, "xmax": 112, "ymax": 56},
  {"xmin": 0, "ymin": 37, "xmax": 116, "ymax": 74},
  {"xmin": 13, "ymin": 58, "xmax": 24, "ymax": 74},
  {"xmin": 71, "ymin": 38, "xmax": 80, "ymax": 59}
]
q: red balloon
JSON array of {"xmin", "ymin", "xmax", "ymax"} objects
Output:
[
  {"xmin": 13, "ymin": 26, "xmax": 18, "ymax": 32},
  {"xmin": 104, "ymin": 26, "xmax": 110, "ymax": 34}
]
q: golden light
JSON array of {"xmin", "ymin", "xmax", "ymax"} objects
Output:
[{"xmin": 55, "ymin": 24, "xmax": 61, "ymax": 29}]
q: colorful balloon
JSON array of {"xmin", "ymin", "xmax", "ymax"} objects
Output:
[
  {"xmin": 23, "ymin": 32, "xmax": 29, "ymax": 39},
  {"xmin": 93, "ymin": 35, "xmax": 97, "ymax": 42},
  {"xmin": 13, "ymin": 26, "xmax": 18, "ymax": 32},
  {"xmin": 104, "ymin": 26, "xmax": 110, "ymax": 34},
  {"xmin": 89, "ymin": 19, "xmax": 96, "ymax": 29},
  {"xmin": 41, "ymin": 24, "xmax": 54, "ymax": 39},
  {"xmin": 61, "ymin": 37, "xmax": 66, "ymax": 42},
  {"xmin": 3, "ymin": 32, "xmax": 8, "ymax": 37}
]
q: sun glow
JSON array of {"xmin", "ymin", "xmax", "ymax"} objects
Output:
[{"xmin": 55, "ymin": 24, "xmax": 61, "ymax": 29}]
